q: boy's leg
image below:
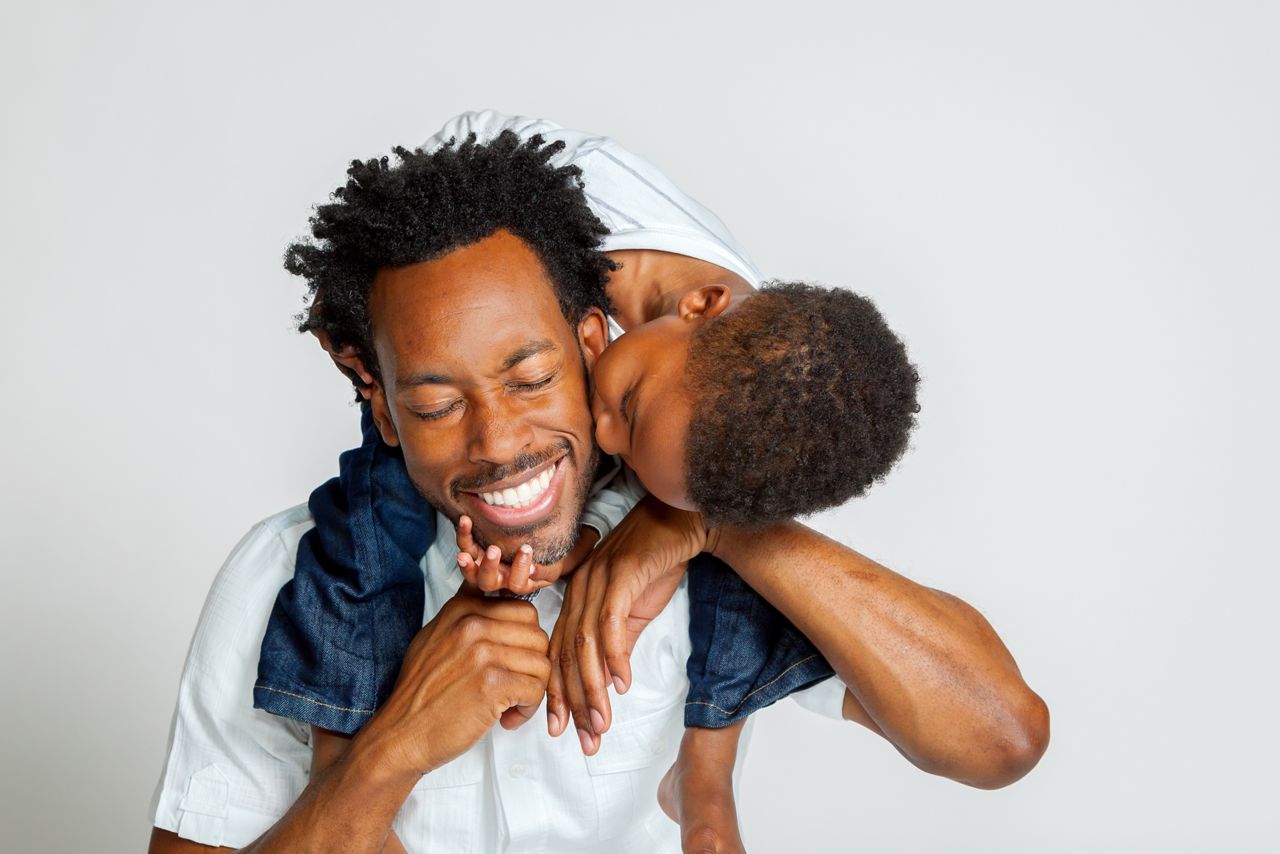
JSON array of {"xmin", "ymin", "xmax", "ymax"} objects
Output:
[
  {"xmin": 665, "ymin": 554, "xmax": 835, "ymax": 850},
  {"xmin": 254, "ymin": 404, "xmax": 437, "ymax": 734},
  {"xmin": 658, "ymin": 719, "xmax": 747, "ymax": 854},
  {"xmin": 684, "ymin": 552, "xmax": 835, "ymax": 728}
]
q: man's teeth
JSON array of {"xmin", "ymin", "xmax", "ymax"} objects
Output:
[{"xmin": 480, "ymin": 465, "xmax": 554, "ymax": 508}]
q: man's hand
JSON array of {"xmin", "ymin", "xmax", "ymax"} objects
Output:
[
  {"xmin": 545, "ymin": 495, "xmax": 708, "ymax": 754},
  {"xmin": 358, "ymin": 579, "xmax": 552, "ymax": 778}
]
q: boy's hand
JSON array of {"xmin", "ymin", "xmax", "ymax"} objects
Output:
[
  {"xmin": 308, "ymin": 301, "xmax": 376, "ymax": 399},
  {"xmin": 454, "ymin": 515, "xmax": 556, "ymax": 596},
  {"xmin": 545, "ymin": 495, "xmax": 709, "ymax": 753}
]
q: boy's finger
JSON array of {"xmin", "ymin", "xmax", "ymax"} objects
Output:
[
  {"xmin": 478, "ymin": 545, "xmax": 505, "ymax": 591},
  {"xmin": 578, "ymin": 562, "xmax": 614, "ymax": 734},
  {"xmin": 456, "ymin": 516, "xmax": 484, "ymax": 563},
  {"xmin": 458, "ymin": 553, "xmax": 479, "ymax": 588},
  {"xmin": 506, "ymin": 545, "xmax": 534, "ymax": 595},
  {"xmin": 601, "ymin": 571, "xmax": 639, "ymax": 694},
  {"xmin": 455, "ymin": 573, "xmax": 484, "ymax": 599},
  {"xmin": 546, "ymin": 617, "xmax": 569, "ymax": 737}
]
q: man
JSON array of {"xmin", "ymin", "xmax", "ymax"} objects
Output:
[{"xmin": 149, "ymin": 117, "xmax": 1047, "ymax": 853}]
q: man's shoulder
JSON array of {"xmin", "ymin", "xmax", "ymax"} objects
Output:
[{"xmin": 185, "ymin": 504, "xmax": 316, "ymax": 669}]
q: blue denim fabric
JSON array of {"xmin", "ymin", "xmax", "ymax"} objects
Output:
[
  {"xmin": 683, "ymin": 553, "xmax": 834, "ymax": 727},
  {"xmin": 254, "ymin": 405, "xmax": 435, "ymax": 733},
  {"xmin": 255, "ymin": 405, "xmax": 833, "ymax": 733}
]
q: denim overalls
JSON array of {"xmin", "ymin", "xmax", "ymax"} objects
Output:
[{"xmin": 255, "ymin": 406, "xmax": 834, "ymax": 733}]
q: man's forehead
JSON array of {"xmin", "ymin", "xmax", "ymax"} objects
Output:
[
  {"xmin": 372, "ymin": 231, "xmax": 564, "ymax": 318},
  {"xmin": 369, "ymin": 232, "xmax": 576, "ymax": 376}
]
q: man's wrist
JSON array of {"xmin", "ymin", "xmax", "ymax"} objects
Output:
[{"xmin": 343, "ymin": 722, "xmax": 427, "ymax": 797}]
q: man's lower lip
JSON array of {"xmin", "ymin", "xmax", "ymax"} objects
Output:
[{"xmin": 463, "ymin": 458, "xmax": 568, "ymax": 528}]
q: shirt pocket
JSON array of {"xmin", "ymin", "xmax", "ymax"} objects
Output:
[
  {"xmin": 418, "ymin": 746, "xmax": 486, "ymax": 788},
  {"xmin": 396, "ymin": 744, "xmax": 487, "ymax": 850},
  {"xmin": 584, "ymin": 700, "xmax": 685, "ymax": 849},
  {"xmin": 584, "ymin": 700, "xmax": 683, "ymax": 775}
]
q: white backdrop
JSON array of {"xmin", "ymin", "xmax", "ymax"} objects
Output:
[{"xmin": 2, "ymin": 2, "xmax": 1277, "ymax": 851}]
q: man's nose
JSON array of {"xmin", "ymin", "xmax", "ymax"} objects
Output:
[{"xmin": 467, "ymin": 396, "xmax": 536, "ymax": 465}]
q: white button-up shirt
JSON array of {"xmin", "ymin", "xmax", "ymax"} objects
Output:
[{"xmin": 150, "ymin": 505, "xmax": 847, "ymax": 851}]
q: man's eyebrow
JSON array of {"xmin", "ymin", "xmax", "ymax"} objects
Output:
[
  {"xmin": 500, "ymin": 339, "xmax": 559, "ymax": 372},
  {"xmin": 399, "ymin": 370, "xmax": 452, "ymax": 388},
  {"xmin": 396, "ymin": 340, "xmax": 559, "ymax": 388}
]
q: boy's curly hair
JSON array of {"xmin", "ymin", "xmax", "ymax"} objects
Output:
[
  {"xmin": 685, "ymin": 282, "xmax": 921, "ymax": 527},
  {"xmin": 284, "ymin": 131, "xmax": 616, "ymax": 388}
]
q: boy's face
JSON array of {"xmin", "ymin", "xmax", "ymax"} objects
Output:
[
  {"xmin": 590, "ymin": 314, "xmax": 697, "ymax": 512},
  {"xmin": 368, "ymin": 230, "xmax": 607, "ymax": 565}
]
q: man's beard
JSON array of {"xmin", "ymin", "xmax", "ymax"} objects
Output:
[{"xmin": 409, "ymin": 438, "xmax": 601, "ymax": 566}]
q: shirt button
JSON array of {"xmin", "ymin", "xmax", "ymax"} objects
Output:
[{"xmin": 509, "ymin": 763, "xmax": 528, "ymax": 778}]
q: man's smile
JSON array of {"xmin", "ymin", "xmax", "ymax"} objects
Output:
[{"xmin": 459, "ymin": 454, "xmax": 569, "ymax": 528}]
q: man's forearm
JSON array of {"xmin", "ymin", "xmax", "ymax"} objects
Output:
[
  {"xmin": 241, "ymin": 737, "xmax": 418, "ymax": 853},
  {"xmin": 710, "ymin": 521, "xmax": 1049, "ymax": 788}
]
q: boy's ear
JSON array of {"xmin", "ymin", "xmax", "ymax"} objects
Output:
[
  {"xmin": 676, "ymin": 284, "xmax": 734, "ymax": 321},
  {"xmin": 369, "ymin": 380, "xmax": 401, "ymax": 448},
  {"xmin": 577, "ymin": 307, "xmax": 609, "ymax": 372}
]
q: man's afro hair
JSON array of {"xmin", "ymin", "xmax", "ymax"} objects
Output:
[{"xmin": 284, "ymin": 130, "xmax": 616, "ymax": 386}]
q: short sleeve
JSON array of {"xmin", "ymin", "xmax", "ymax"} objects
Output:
[
  {"xmin": 789, "ymin": 675, "xmax": 850, "ymax": 721},
  {"xmin": 149, "ymin": 508, "xmax": 316, "ymax": 848}
]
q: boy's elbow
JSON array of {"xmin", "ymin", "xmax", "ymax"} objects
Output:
[{"xmin": 962, "ymin": 690, "xmax": 1051, "ymax": 790}]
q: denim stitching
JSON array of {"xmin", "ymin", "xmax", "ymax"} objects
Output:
[
  {"xmin": 255, "ymin": 684, "xmax": 375, "ymax": 715},
  {"xmin": 683, "ymin": 653, "xmax": 822, "ymax": 716}
]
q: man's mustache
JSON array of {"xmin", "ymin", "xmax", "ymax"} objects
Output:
[{"xmin": 450, "ymin": 440, "xmax": 572, "ymax": 496}]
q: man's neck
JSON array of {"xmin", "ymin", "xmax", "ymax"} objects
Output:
[{"xmin": 605, "ymin": 249, "xmax": 754, "ymax": 331}]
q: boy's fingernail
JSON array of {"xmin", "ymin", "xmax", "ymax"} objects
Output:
[
  {"xmin": 590, "ymin": 708, "xmax": 606, "ymax": 733},
  {"xmin": 548, "ymin": 711, "xmax": 561, "ymax": 734},
  {"xmin": 487, "ymin": 546, "xmax": 499, "ymax": 559},
  {"xmin": 521, "ymin": 544, "xmax": 532, "ymax": 554},
  {"xmin": 577, "ymin": 728, "xmax": 593, "ymax": 753},
  {"xmin": 613, "ymin": 676, "xmax": 626, "ymax": 694}
]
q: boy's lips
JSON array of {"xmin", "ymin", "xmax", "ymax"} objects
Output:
[{"xmin": 461, "ymin": 456, "xmax": 568, "ymax": 529}]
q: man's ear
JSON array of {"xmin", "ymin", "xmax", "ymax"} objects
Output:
[
  {"xmin": 676, "ymin": 284, "xmax": 735, "ymax": 321},
  {"xmin": 577, "ymin": 307, "xmax": 609, "ymax": 372},
  {"xmin": 369, "ymin": 379, "xmax": 401, "ymax": 448}
]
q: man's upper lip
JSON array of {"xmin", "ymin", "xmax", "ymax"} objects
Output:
[{"xmin": 461, "ymin": 455, "xmax": 563, "ymax": 494}]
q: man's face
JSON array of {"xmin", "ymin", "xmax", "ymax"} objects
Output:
[{"xmin": 368, "ymin": 229, "xmax": 605, "ymax": 566}]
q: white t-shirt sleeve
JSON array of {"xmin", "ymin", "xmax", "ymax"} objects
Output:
[
  {"xmin": 789, "ymin": 675, "xmax": 851, "ymax": 722},
  {"xmin": 149, "ymin": 508, "xmax": 315, "ymax": 848}
]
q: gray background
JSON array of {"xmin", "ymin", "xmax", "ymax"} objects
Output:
[{"xmin": 2, "ymin": 1, "xmax": 1277, "ymax": 851}]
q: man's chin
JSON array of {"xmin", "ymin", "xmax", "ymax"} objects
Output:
[{"xmin": 467, "ymin": 513, "xmax": 579, "ymax": 566}]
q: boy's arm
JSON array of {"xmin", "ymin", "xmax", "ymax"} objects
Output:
[
  {"xmin": 711, "ymin": 521, "xmax": 1049, "ymax": 788},
  {"xmin": 556, "ymin": 504, "xmax": 1049, "ymax": 789}
]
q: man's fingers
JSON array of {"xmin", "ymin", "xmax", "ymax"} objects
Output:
[
  {"xmin": 454, "ymin": 613, "xmax": 549, "ymax": 655},
  {"xmin": 497, "ymin": 672, "xmax": 550, "ymax": 720},
  {"xmin": 482, "ymin": 645, "xmax": 552, "ymax": 683},
  {"xmin": 499, "ymin": 703, "xmax": 540, "ymax": 731}
]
